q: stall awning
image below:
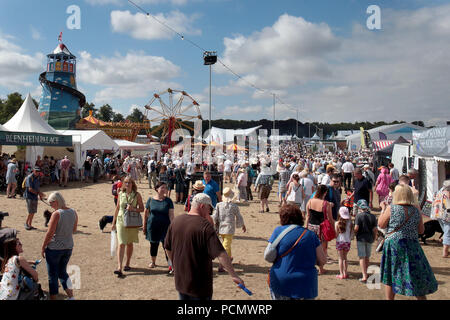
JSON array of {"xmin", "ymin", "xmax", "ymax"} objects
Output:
[
  {"xmin": 373, "ymin": 140, "xmax": 394, "ymax": 151},
  {"xmin": 0, "ymin": 131, "xmax": 72, "ymax": 146}
]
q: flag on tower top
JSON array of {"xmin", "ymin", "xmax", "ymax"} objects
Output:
[{"xmin": 58, "ymin": 32, "xmax": 63, "ymax": 42}]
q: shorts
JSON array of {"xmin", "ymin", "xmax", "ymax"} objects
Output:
[
  {"xmin": 26, "ymin": 199, "xmax": 38, "ymax": 214},
  {"xmin": 259, "ymin": 185, "xmax": 271, "ymax": 200},
  {"xmin": 438, "ymin": 220, "xmax": 450, "ymax": 246},
  {"xmin": 357, "ymin": 241, "xmax": 372, "ymax": 257},
  {"xmin": 336, "ymin": 241, "xmax": 351, "ymax": 251}
]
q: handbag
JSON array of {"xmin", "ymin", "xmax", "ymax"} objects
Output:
[
  {"xmin": 267, "ymin": 228, "xmax": 308, "ymax": 287},
  {"xmin": 376, "ymin": 206, "xmax": 411, "ymax": 252},
  {"xmin": 264, "ymin": 225, "xmax": 297, "ymax": 263},
  {"xmin": 123, "ymin": 193, "xmax": 143, "ymax": 228},
  {"xmin": 320, "ymin": 200, "xmax": 336, "ymax": 241}
]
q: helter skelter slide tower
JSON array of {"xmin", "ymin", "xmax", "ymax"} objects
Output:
[{"xmin": 38, "ymin": 33, "xmax": 86, "ymax": 130}]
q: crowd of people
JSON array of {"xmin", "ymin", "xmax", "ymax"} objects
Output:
[{"xmin": 1, "ymin": 141, "xmax": 448, "ymax": 301}]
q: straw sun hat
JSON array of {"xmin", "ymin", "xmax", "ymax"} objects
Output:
[
  {"xmin": 192, "ymin": 180, "xmax": 205, "ymax": 191},
  {"xmin": 222, "ymin": 187, "xmax": 234, "ymax": 200}
]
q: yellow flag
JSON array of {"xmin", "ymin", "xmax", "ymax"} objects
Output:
[{"xmin": 360, "ymin": 127, "xmax": 366, "ymax": 149}]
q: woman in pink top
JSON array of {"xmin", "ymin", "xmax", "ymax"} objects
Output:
[{"xmin": 375, "ymin": 167, "xmax": 393, "ymax": 207}]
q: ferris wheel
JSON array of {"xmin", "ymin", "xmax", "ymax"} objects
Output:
[{"xmin": 144, "ymin": 88, "xmax": 202, "ymax": 148}]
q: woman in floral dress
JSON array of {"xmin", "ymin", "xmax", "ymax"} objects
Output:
[{"xmin": 378, "ymin": 184, "xmax": 438, "ymax": 300}]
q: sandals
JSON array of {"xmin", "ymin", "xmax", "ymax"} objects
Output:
[
  {"xmin": 123, "ymin": 266, "xmax": 131, "ymax": 271},
  {"xmin": 114, "ymin": 270, "xmax": 124, "ymax": 278},
  {"xmin": 148, "ymin": 262, "xmax": 156, "ymax": 268},
  {"xmin": 336, "ymin": 275, "xmax": 344, "ymax": 279},
  {"xmin": 358, "ymin": 278, "xmax": 367, "ymax": 283}
]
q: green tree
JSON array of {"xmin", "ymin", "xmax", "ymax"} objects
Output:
[
  {"xmin": 81, "ymin": 102, "xmax": 97, "ymax": 118},
  {"xmin": 126, "ymin": 108, "xmax": 146, "ymax": 123},
  {"xmin": 0, "ymin": 92, "xmax": 24, "ymax": 124},
  {"xmin": 112, "ymin": 112, "xmax": 125, "ymax": 122},
  {"xmin": 97, "ymin": 104, "xmax": 114, "ymax": 122}
]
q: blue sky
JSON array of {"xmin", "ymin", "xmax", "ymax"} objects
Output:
[{"xmin": 1, "ymin": 0, "xmax": 449, "ymax": 126}]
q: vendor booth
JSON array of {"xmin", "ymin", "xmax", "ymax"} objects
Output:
[{"xmin": 413, "ymin": 126, "xmax": 450, "ymax": 205}]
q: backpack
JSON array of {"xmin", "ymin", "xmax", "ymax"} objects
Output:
[
  {"xmin": 150, "ymin": 161, "xmax": 156, "ymax": 172},
  {"xmin": 22, "ymin": 174, "xmax": 32, "ymax": 190}
]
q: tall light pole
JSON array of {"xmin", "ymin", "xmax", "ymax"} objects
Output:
[
  {"xmin": 203, "ymin": 51, "xmax": 217, "ymax": 168},
  {"xmin": 273, "ymin": 93, "xmax": 276, "ymax": 131},
  {"xmin": 296, "ymin": 107, "xmax": 299, "ymax": 138}
]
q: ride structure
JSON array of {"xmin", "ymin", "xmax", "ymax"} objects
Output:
[
  {"xmin": 38, "ymin": 34, "xmax": 86, "ymax": 130},
  {"xmin": 143, "ymin": 88, "xmax": 202, "ymax": 149}
]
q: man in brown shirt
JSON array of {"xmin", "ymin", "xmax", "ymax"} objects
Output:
[{"xmin": 164, "ymin": 193, "xmax": 244, "ymax": 300}]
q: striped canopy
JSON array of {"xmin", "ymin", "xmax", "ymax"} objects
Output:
[{"xmin": 372, "ymin": 140, "xmax": 395, "ymax": 151}]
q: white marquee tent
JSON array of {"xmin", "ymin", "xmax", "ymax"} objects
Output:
[
  {"xmin": 204, "ymin": 126, "xmax": 262, "ymax": 144},
  {"xmin": 2, "ymin": 93, "xmax": 67, "ymax": 164},
  {"xmin": 346, "ymin": 123, "xmax": 424, "ymax": 151},
  {"xmin": 57, "ymin": 130, "xmax": 119, "ymax": 169}
]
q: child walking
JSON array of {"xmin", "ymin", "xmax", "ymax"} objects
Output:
[
  {"xmin": 335, "ymin": 207, "xmax": 353, "ymax": 279},
  {"xmin": 354, "ymin": 199, "xmax": 378, "ymax": 283}
]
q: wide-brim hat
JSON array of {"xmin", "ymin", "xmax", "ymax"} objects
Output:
[
  {"xmin": 192, "ymin": 180, "xmax": 205, "ymax": 191},
  {"xmin": 339, "ymin": 207, "xmax": 350, "ymax": 219},
  {"xmin": 222, "ymin": 187, "xmax": 234, "ymax": 199}
]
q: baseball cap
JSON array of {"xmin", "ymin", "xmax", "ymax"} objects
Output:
[{"xmin": 33, "ymin": 166, "xmax": 41, "ymax": 171}]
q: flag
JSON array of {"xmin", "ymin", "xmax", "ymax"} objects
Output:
[
  {"xmin": 379, "ymin": 132, "xmax": 387, "ymax": 140},
  {"xmin": 360, "ymin": 127, "xmax": 366, "ymax": 149},
  {"xmin": 58, "ymin": 32, "xmax": 63, "ymax": 42}
]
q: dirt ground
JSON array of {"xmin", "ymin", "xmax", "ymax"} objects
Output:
[{"xmin": 1, "ymin": 178, "xmax": 449, "ymax": 300}]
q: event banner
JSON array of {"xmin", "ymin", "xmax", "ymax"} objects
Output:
[
  {"xmin": 413, "ymin": 127, "xmax": 450, "ymax": 158},
  {"xmin": 0, "ymin": 131, "xmax": 72, "ymax": 146}
]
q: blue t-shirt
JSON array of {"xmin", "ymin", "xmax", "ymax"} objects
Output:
[
  {"xmin": 268, "ymin": 225, "xmax": 320, "ymax": 299},
  {"xmin": 202, "ymin": 179, "xmax": 219, "ymax": 208},
  {"xmin": 25, "ymin": 174, "xmax": 40, "ymax": 201}
]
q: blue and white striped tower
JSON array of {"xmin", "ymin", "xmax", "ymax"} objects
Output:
[{"xmin": 38, "ymin": 34, "xmax": 85, "ymax": 129}]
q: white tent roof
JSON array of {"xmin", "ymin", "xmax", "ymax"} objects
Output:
[
  {"xmin": 205, "ymin": 125, "xmax": 262, "ymax": 143},
  {"xmin": 0, "ymin": 123, "xmax": 7, "ymax": 131},
  {"xmin": 57, "ymin": 130, "xmax": 119, "ymax": 152},
  {"xmin": 311, "ymin": 133, "xmax": 320, "ymax": 140},
  {"xmin": 114, "ymin": 139, "xmax": 153, "ymax": 150},
  {"xmin": 3, "ymin": 93, "xmax": 60, "ymax": 134}
]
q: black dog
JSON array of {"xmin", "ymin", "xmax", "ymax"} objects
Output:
[
  {"xmin": 43, "ymin": 210, "xmax": 52, "ymax": 227},
  {"xmin": 419, "ymin": 220, "xmax": 443, "ymax": 245}
]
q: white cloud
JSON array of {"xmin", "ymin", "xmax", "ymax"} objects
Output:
[
  {"xmin": 111, "ymin": 10, "xmax": 201, "ymax": 40},
  {"xmin": 30, "ymin": 26, "xmax": 43, "ymax": 40},
  {"xmin": 220, "ymin": 105, "xmax": 263, "ymax": 117},
  {"xmin": 0, "ymin": 33, "xmax": 44, "ymax": 89},
  {"xmin": 217, "ymin": 6, "xmax": 450, "ymax": 123},
  {"xmin": 77, "ymin": 50, "xmax": 181, "ymax": 103},
  {"xmin": 86, "ymin": 0, "xmax": 189, "ymax": 5}
]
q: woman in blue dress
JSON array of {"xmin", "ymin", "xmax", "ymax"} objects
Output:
[
  {"xmin": 378, "ymin": 184, "xmax": 438, "ymax": 300},
  {"xmin": 143, "ymin": 181, "xmax": 174, "ymax": 273}
]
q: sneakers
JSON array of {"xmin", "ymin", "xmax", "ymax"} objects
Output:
[
  {"xmin": 266, "ymin": 207, "xmax": 270, "ymax": 212},
  {"xmin": 99, "ymin": 216, "xmax": 107, "ymax": 231},
  {"xmin": 168, "ymin": 266, "xmax": 174, "ymax": 275}
]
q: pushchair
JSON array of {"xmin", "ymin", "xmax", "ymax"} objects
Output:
[{"xmin": 0, "ymin": 227, "xmax": 46, "ymax": 300}]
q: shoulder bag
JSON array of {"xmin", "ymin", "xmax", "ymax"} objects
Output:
[
  {"xmin": 267, "ymin": 227, "xmax": 308, "ymax": 287},
  {"xmin": 376, "ymin": 206, "xmax": 411, "ymax": 252},
  {"xmin": 320, "ymin": 200, "xmax": 336, "ymax": 242},
  {"xmin": 123, "ymin": 193, "xmax": 143, "ymax": 228}
]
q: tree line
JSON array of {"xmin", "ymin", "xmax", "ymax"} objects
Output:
[{"xmin": 0, "ymin": 92, "xmax": 425, "ymax": 137}]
